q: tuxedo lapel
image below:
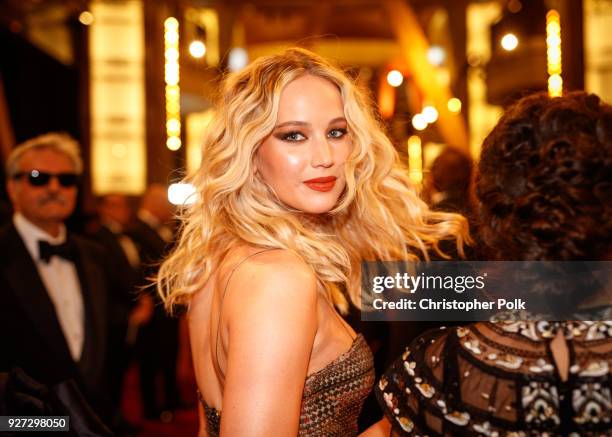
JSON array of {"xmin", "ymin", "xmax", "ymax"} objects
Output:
[
  {"xmin": 72, "ymin": 237, "xmax": 107, "ymax": 389},
  {"xmin": 0, "ymin": 224, "xmax": 74, "ymax": 363}
]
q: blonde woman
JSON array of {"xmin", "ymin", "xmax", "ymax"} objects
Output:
[{"xmin": 157, "ymin": 48, "xmax": 468, "ymax": 436}]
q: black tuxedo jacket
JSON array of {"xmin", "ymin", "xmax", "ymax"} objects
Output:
[
  {"xmin": 128, "ymin": 218, "xmax": 175, "ymax": 321},
  {"xmin": 90, "ymin": 224, "xmax": 141, "ymax": 326},
  {"xmin": 0, "ymin": 223, "xmax": 109, "ymax": 408},
  {"xmin": 127, "ymin": 218, "xmax": 169, "ymax": 268}
]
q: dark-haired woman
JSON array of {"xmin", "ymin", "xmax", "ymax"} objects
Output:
[{"xmin": 363, "ymin": 92, "xmax": 612, "ymax": 436}]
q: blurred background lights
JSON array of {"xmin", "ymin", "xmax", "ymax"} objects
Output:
[
  {"xmin": 422, "ymin": 105, "xmax": 439, "ymax": 123},
  {"xmin": 111, "ymin": 143, "xmax": 127, "ymax": 158},
  {"xmin": 407, "ymin": 135, "xmax": 423, "ymax": 185},
  {"xmin": 189, "ymin": 40, "xmax": 206, "ymax": 58},
  {"xmin": 447, "ymin": 97, "xmax": 462, "ymax": 114},
  {"xmin": 546, "ymin": 9, "xmax": 563, "ymax": 97},
  {"xmin": 166, "ymin": 136, "xmax": 182, "ymax": 151},
  {"xmin": 548, "ymin": 74, "xmax": 563, "ymax": 93},
  {"xmin": 507, "ymin": 0, "xmax": 522, "ymax": 14},
  {"xmin": 426, "ymin": 45, "xmax": 446, "ymax": 66},
  {"xmin": 78, "ymin": 11, "xmax": 94, "ymax": 26},
  {"xmin": 228, "ymin": 47, "xmax": 248, "ymax": 71},
  {"xmin": 412, "ymin": 113, "xmax": 428, "ymax": 130},
  {"xmin": 435, "ymin": 68, "xmax": 450, "ymax": 86},
  {"xmin": 501, "ymin": 33, "xmax": 519, "ymax": 51},
  {"xmin": 168, "ymin": 183, "xmax": 197, "ymax": 206},
  {"xmin": 164, "ymin": 16, "xmax": 181, "ymax": 151},
  {"xmin": 164, "ymin": 17, "xmax": 178, "ymax": 29},
  {"xmin": 386, "ymin": 70, "xmax": 403, "ymax": 87}
]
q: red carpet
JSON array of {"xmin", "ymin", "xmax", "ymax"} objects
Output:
[{"xmin": 121, "ymin": 364, "xmax": 199, "ymax": 437}]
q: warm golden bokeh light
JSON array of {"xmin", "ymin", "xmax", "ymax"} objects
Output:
[
  {"xmin": 407, "ymin": 135, "xmax": 423, "ymax": 185},
  {"xmin": 79, "ymin": 11, "xmax": 94, "ymax": 26},
  {"xmin": 386, "ymin": 70, "xmax": 404, "ymax": 87},
  {"xmin": 501, "ymin": 33, "xmax": 519, "ymax": 51},
  {"xmin": 164, "ymin": 17, "xmax": 181, "ymax": 151},
  {"xmin": 447, "ymin": 97, "xmax": 462, "ymax": 114},
  {"xmin": 422, "ymin": 106, "xmax": 439, "ymax": 123},
  {"xmin": 412, "ymin": 113, "xmax": 428, "ymax": 131},
  {"xmin": 189, "ymin": 40, "xmax": 206, "ymax": 58},
  {"xmin": 546, "ymin": 10, "xmax": 563, "ymax": 97}
]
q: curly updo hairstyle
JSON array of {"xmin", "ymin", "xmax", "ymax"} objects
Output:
[{"xmin": 476, "ymin": 91, "xmax": 611, "ymax": 261}]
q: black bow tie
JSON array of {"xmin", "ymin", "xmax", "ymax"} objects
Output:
[{"xmin": 38, "ymin": 240, "xmax": 76, "ymax": 263}]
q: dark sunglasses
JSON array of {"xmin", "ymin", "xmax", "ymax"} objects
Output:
[{"xmin": 13, "ymin": 170, "xmax": 80, "ymax": 187}]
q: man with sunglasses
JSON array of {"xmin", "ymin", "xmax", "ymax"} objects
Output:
[{"xmin": 0, "ymin": 132, "xmax": 111, "ymax": 422}]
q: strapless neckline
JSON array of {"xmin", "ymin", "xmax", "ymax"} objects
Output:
[
  {"xmin": 199, "ymin": 333, "xmax": 365, "ymax": 410},
  {"xmin": 197, "ymin": 333, "xmax": 374, "ymax": 436},
  {"xmin": 305, "ymin": 333, "xmax": 364, "ymax": 383}
]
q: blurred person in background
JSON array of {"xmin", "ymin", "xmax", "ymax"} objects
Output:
[
  {"xmin": 128, "ymin": 183, "xmax": 179, "ymax": 421},
  {"xmin": 91, "ymin": 193, "xmax": 153, "ymax": 429},
  {"xmin": 0, "ymin": 133, "xmax": 112, "ymax": 424},
  {"xmin": 428, "ymin": 147, "xmax": 473, "ymax": 217}
]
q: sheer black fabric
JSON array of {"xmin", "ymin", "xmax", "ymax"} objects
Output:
[{"xmin": 376, "ymin": 322, "xmax": 612, "ymax": 436}]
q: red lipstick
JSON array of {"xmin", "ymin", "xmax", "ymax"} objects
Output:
[{"xmin": 304, "ymin": 176, "xmax": 337, "ymax": 192}]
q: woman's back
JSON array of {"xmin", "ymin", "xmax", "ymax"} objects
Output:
[
  {"xmin": 376, "ymin": 321, "xmax": 612, "ymax": 436},
  {"xmin": 189, "ymin": 247, "xmax": 375, "ymax": 436}
]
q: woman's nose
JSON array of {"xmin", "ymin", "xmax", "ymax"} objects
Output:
[{"xmin": 311, "ymin": 135, "xmax": 334, "ymax": 168}]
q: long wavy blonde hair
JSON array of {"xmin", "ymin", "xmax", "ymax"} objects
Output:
[{"xmin": 158, "ymin": 47, "xmax": 469, "ymax": 314}]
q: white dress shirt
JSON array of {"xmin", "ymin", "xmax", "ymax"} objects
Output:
[{"xmin": 13, "ymin": 213, "xmax": 85, "ymax": 361}]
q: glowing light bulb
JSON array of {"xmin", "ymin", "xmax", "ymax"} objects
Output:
[
  {"xmin": 422, "ymin": 106, "xmax": 439, "ymax": 123},
  {"xmin": 447, "ymin": 98, "xmax": 462, "ymax": 114},
  {"xmin": 79, "ymin": 11, "xmax": 94, "ymax": 26},
  {"xmin": 426, "ymin": 46, "xmax": 446, "ymax": 66},
  {"xmin": 168, "ymin": 183, "xmax": 197, "ymax": 205},
  {"xmin": 501, "ymin": 33, "xmax": 519, "ymax": 51},
  {"xmin": 412, "ymin": 114, "xmax": 427, "ymax": 131},
  {"xmin": 386, "ymin": 70, "xmax": 403, "ymax": 87},
  {"xmin": 189, "ymin": 40, "xmax": 206, "ymax": 58}
]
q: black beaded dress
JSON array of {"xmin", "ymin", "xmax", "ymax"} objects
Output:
[{"xmin": 376, "ymin": 321, "xmax": 612, "ymax": 436}]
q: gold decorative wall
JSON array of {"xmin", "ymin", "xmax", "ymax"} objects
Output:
[{"xmin": 89, "ymin": 0, "xmax": 146, "ymax": 195}]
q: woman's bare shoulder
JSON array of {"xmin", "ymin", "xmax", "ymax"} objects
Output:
[{"xmin": 221, "ymin": 247, "xmax": 318, "ymax": 312}]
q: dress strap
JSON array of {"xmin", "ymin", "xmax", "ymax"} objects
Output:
[{"xmin": 212, "ymin": 248, "xmax": 277, "ymax": 384}]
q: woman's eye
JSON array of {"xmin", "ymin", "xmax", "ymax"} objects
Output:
[
  {"xmin": 328, "ymin": 128, "xmax": 348, "ymax": 139},
  {"xmin": 281, "ymin": 131, "xmax": 306, "ymax": 142}
]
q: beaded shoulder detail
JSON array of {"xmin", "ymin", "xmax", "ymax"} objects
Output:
[{"xmin": 376, "ymin": 324, "xmax": 612, "ymax": 436}]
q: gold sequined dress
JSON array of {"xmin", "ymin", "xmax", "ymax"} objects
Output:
[{"xmin": 198, "ymin": 333, "xmax": 374, "ymax": 436}]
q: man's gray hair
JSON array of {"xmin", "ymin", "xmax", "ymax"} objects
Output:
[{"xmin": 5, "ymin": 132, "xmax": 83, "ymax": 177}]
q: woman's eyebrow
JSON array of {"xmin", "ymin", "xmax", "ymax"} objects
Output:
[
  {"xmin": 274, "ymin": 117, "xmax": 346, "ymax": 129},
  {"xmin": 328, "ymin": 117, "xmax": 347, "ymax": 125},
  {"xmin": 274, "ymin": 121, "xmax": 310, "ymax": 129}
]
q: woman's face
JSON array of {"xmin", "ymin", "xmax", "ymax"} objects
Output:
[{"xmin": 255, "ymin": 74, "xmax": 352, "ymax": 214}]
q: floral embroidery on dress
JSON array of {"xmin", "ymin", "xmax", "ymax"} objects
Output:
[
  {"xmin": 472, "ymin": 421, "xmax": 499, "ymax": 436},
  {"xmin": 494, "ymin": 320, "xmax": 612, "ymax": 342},
  {"xmin": 395, "ymin": 416, "xmax": 414, "ymax": 432},
  {"xmin": 572, "ymin": 382, "xmax": 612, "ymax": 425},
  {"xmin": 444, "ymin": 410, "xmax": 470, "ymax": 426},
  {"xmin": 578, "ymin": 360, "xmax": 609, "ymax": 378},
  {"xmin": 522, "ymin": 381, "xmax": 560, "ymax": 426},
  {"xmin": 376, "ymin": 323, "xmax": 612, "ymax": 436}
]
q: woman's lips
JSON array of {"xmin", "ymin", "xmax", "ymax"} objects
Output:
[{"xmin": 304, "ymin": 176, "xmax": 337, "ymax": 192}]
